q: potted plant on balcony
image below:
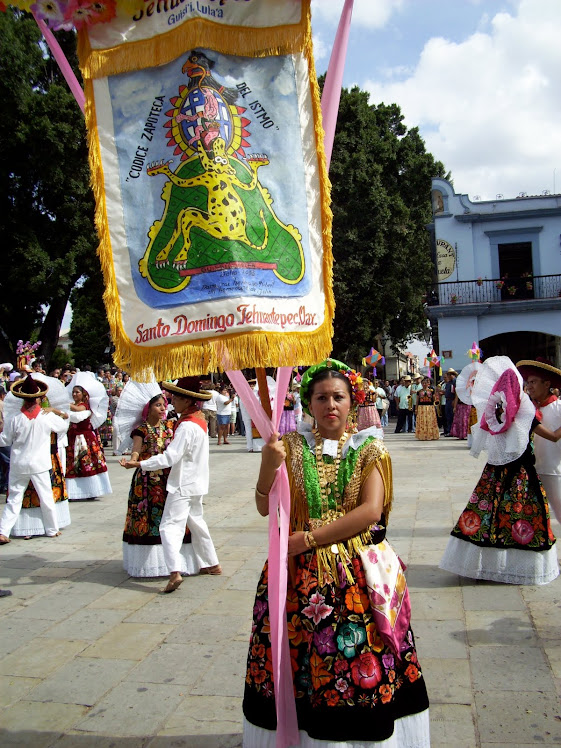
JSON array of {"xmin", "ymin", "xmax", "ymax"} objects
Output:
[
  {"xmin": 507, "ymin": 285, "xmax": 517, "ymax": 296},
  {"xmin": 450, "ymin": 294, "xmax": 458, "ymax": 304},
  {"xmin": 495, "ymin": 280, "xmax": 504, "ymax": 290},
  {"xmin": 476, "ymin": 277, "xmax": 483, "ymax": 286}
]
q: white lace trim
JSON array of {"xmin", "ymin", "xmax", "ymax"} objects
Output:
[
  {"xmin": 297, "ymin": 423, "xmax": 383, "ymax": 457},
  {"xmin": 242, "ymin": 709, "xmax": 430, "ymax": 748},
  {"xmin": 439, "ymin": 535, "xmax": 559, "ymax": 585},
  {"xmin": 66, "ymin": 472, "xmax": 112, "ymax": 500},
  {"xmin": 122, "ymin": 541, "xmax": 199, "ymax": 577},
  {"xmin": 10, "ymin": 500, "xmax": 71, "ymax": 537}
]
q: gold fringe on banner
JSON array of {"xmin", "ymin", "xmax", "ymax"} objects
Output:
[
  {"xmin": 79, "ymin": 15, "xmax": 308, "ymax": 80},
  {"xmin": 81, "ymin": 0, "xmax": 335, "ymax": 380}
]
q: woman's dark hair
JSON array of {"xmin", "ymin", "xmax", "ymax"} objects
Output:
[
  {"xmin": 148, "ymin": 393, "xmax": 165, "ymax": 408},
  {"xmin": 308, "ymin": 369, "xmax": 352, "ymax": 400}
]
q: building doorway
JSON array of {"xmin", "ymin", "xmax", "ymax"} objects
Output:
[
  {"xmin": 480, "ymin": 331, "xmax": 559, "ymax": 366},
  {"xmin": 498, "ymin": 241, "xmax": 534, "ymax": 300}
]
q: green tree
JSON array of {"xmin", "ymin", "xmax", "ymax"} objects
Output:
[
  {"xmin": 327, "ymin": 86, "xmax": 448, "ymax": 362},
  {"xmin": 69, "ymin": 267, "xmax": 111, "ymax": 369},
  {"xmin": 0, "ymin": 9, "xmax": 98, "ymax": 366}
]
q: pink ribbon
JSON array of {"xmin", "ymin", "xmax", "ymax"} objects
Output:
[
  {"xmin": 32, "ymin": 13, "xmax": 86, "ymax": 115},
  {"xmin": 227, "ymin": 367, "xmax": 297, "ymax": 747},
  {"xmin": 321, "ymin": 0, "xmax": 354, "ymax": 170}
]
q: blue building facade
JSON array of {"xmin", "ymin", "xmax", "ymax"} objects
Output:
[{"xmin": 427, "ymin": 178, "xmax": 561, "ymax": 373}]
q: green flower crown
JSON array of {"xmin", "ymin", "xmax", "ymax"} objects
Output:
[{"xmin": 300, "ymin": 358, "xmax": 363, "ymax": 415}]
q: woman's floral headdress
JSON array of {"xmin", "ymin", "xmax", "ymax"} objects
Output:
[{"xmin": 300, "ymin": 358, "xmax": 364, "ymax": 414}]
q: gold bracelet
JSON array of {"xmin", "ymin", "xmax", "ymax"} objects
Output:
[
  {"xmin": 255, "ymin": 486, "xmax": 269, "ymax": 500},
  {"xmin": 304, "ymin": 531, "xmax": 318, "ymax": 549}
]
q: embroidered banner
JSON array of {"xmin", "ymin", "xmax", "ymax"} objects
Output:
[{"xmin": 78, "ymin": 0, "xmax": 333, "ymax": 378}]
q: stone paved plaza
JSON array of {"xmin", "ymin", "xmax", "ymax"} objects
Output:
[{"xmin": 0, "ymin": 429, "xmax": 560, "ymax": 747}]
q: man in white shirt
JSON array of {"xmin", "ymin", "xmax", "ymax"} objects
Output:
[
  {"xmin": 215, "ymin": 384, "xmax": 234, "ymax": 445},
  {"xmin": 201, "ymin": 383, "xmax": 219, "ymax": 438},
  {"xmin": 124, "ymin": 376, "xmax": 221, "ymax": 592},
  {"xmin": 0, "ymin": 376, "xmax": 69, "ymax": 543},
  {"xmin": 518, "ymin": 359, "xmax": 561, "ymax": 523}
]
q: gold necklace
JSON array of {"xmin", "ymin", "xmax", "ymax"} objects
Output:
[
  {"xmin": 146, "ymin": 420, "xmax": 164, "ymax": 450},
  {"xmin": 313, "ymin": 428, "xmax": 348, "ymax": 515}
]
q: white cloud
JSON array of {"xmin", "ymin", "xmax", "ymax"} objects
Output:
[
  {"xmin": 362, "ymin": 0, "xmax": 561, "ymax": 199},
  {"xmin": 311, "ymin": 0, "xmax": 404, "ymax": 30}
]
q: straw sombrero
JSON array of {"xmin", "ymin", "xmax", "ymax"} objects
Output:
[
  {"xmin": 516, "ymin": 359, "xmax": 561, "ymax": 390},
  {"xmin": 10, "ymin": 374, "xmax": 48, "ymax": 399},
  {"xmin": 162, "ymin": 377, "xmax": 212, "ymax": 400}
]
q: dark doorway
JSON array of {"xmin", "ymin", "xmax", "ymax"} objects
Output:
[
  {"xmin": 498, "ymin": 241, "xmax": 534, "ymax": 300},
  {"xmin": 480, "ymin": 331, "xmax": 558, "ymax": 365}
]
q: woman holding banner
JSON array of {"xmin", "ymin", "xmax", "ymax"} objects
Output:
[{"xmin": 243, "ymin": 359, "xmax": 430, "ymax": 748}]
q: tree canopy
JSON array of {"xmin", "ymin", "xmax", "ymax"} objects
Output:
[
  {"xmin": 327, "ymin": 85, "xmax": 447, "ymax": 363},
  {"xmin": 0, "ymin": 9, "xmax": 99, "ymax": 365}
]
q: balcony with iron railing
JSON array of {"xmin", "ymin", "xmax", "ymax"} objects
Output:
[{"xmin": 426, "ymin": 274, "xmax": 561, "ymax": 308}]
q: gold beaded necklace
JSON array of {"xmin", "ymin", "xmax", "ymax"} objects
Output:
[
  {"xmin": 146, "ymin": 420, "xmax": 165, "ymax": 451},
  {"xmin": 313, "ymin": 428, "xmax": 348, "ymax": 515}
]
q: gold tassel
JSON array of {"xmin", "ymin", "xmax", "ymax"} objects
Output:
[{"xmin": 79, "ymin": 12, "xmax": 309, "ymax": 80}]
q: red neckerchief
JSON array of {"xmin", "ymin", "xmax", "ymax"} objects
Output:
[
  {"xmin": 173, "ymin": 408, "xmax": 208, "ymax": 434},
  {"xmin": 535, "ymin": 394, "xmax": 558, "ymax": 421},
  {"xmin": 21, "ymin": 403, "xmax": 41, "ymax": 420}
]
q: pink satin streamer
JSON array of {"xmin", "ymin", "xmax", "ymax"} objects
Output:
[
  {"xmin": 227, "ymin": 367, "xmax": 298, "ymax": 747},
  {"xmin": 32, "ymin": 13, "xmax": 86, "ymax": 115},
  {"xmin": 321, "ymin": 0, "xmax": 354, "ymax": 170}
]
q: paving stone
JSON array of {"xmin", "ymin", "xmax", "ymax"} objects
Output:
[
  {"xmin": 27, "ymin": 657, "xmax": 136, "ymax": 707},
  {"xmin": 42, "ymin": 607, "xmax": 128, "ymax": 641},
  {"xmin": 0, "ymin": 675, "xmax": 40, "ymax": 708},
  {"xmin": 0, "ymin": 613, "xmax": 57, "ymax": 657},
  {"xmin": 164, "ymin": 614, "xmax": 248, "ymax": 646},
  {"xmin": 74, "ymin": 681, "xmax": 185, "ymax": 736},
  {"xmin": 465, "ymin": 610, "xmax": 540, "ymax": 646},
  {"xmin": 28, "ymin": 566, "xmax": 82, "ymax": 578},
  {"xmin": 54, "ymin": 734, "xmax": 150, "ymax": 748},
  {"xmin": 421, "ymin": 658, "xmax": 472, "ymax": 704},
  {"xmin": 0, "ymin": 701, "xmax": 87, "ymax": 747},
  {"xmin": 475, "ymin": 690, "xmax": 561, "ymax": 743},
  {"xmin": 471, "ymin": 645, "xmax": 555, "ymax": 692},
  {"xmin": 16, "ymin": 592, "xmax": 98, "ymax": 621},
  {"xmin": 429, "ymin": 703, "xmax": 477, "ymax": 747},
  {"xmin": 463, "ymin": 583, "xmax": 526, "ymax": 611},
  {"xmin": 124, "ymin": 641, "xmax": 221, "ymax": 686},
  {"xmin": 409, "ymin": 589, "xmax": 464, "ymax": 620},
  {"xmin": 80, "ymin": 622, "xmax": 174, "ymax": 660},
  {"xmin": 0, "ymin": 638, "xmax": 88, "ymax": 679},
  {"xmin": 412, "ymin": 619, "xmax": 468, "ymax": 659},
  {"xmin": 190, "ymin": 640, "xmax": 249, "ymax": 698},
  {"xmin": 86, "ymin": 586, "xmax": 157, "ymax": 611}
]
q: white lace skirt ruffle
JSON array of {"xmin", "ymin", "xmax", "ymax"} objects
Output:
[
  {"xmin": 66, "ymin": 472, "xmax": 112, "ymax": 500},
  {"xmin": 10, "ymin": 500, "xmax": 71, "ymax": 537},
  {"xmin": 122, "ymin": 541, "xmax": 199, "ymax": 578},
  {"xmin": 439, "ymin": 535, "xmax": 559, "ymax": 585},
  {"xmin": 242, "ymin": 709, "xmax": 430, "ymax": 748}
]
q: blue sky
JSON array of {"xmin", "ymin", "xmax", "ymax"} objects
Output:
[{"xmin": 311, "ymin": 0, "xmax": 561, "ymax": 202}]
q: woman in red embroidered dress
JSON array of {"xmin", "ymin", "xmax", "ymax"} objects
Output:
[{"xmin": 66, "ymin": 380, "xmax": 112, "ymax": 501}]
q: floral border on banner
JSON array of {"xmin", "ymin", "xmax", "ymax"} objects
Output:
[{"xmin": 3, "ymin": 1, "xmax": 145, "ymax": 30}]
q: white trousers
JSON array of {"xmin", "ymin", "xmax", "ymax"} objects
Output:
[
  {"xmin": 159, "ymin": 492, "xmax": 219, "ymax": 573},
  {"xmin": 539, "ymin": 473, "xmax": 561, "ymax": 524},
  {"xmin": 0, "ymin": 470, "xmax": 58, "ymax": 538},
  {"xmin": 241, "ymin": 411, "xmax": 254, "ymax": 451}
]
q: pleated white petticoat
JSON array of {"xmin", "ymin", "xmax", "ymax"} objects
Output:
[
  {"xmin": 243, "ymin": 709, "xmax": 430, "ymax": 748},
  {"xmin": 122, "ymin": 541, "xmax": 199, "ymax": 577},
  {"xmin": 66, "ymin": 472, "xmax": 112, "ymax": 500},
  {"xmin": 10, "ymin": 500, "xmax": 71, "ymax": 537},
  {"xmin": 439, "ymin": 535, "xmax": 559, "ymax": 585}
]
